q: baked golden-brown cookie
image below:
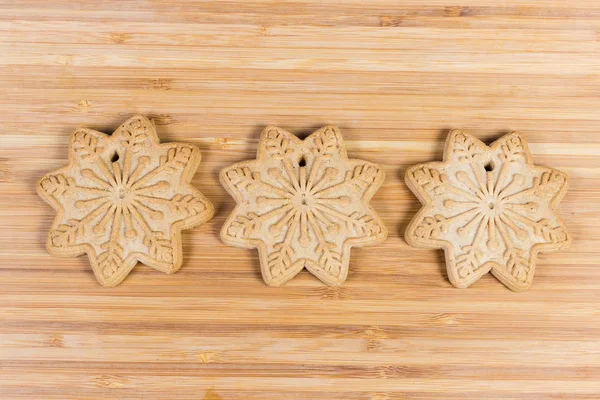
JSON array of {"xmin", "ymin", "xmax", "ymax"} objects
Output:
[
  {"xmin": 37, "ymin": 115, "xmax": 214, "ymax": 286},
  {"xmin": 405, "ymin": 130, "xmax": 571, "ymax": 291},
  {"xmin": 220, "ymin": 126, "xmax": 387, "ymax": 286}
]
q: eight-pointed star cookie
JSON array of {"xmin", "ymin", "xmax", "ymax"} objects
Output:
[
  {"xmin": 37, "ymin": 115, "xmax": 214, "ymax": 286},
  {"xmin": 405, "ymin": 130, "xmax": 571, "ymax": 291},
  {"xmin": 220, "ymin": 126, "xmax": 388, "ymax": 286}
]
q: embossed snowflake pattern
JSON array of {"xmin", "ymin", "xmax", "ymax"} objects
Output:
[
  {"xmin": 405, "ymin": 130, "xmax": 570, "ymax": 291},
  {"xmin": 37, "ymin": 115, "xmax": 214, "ymax": 286},
  {"xmin": 220, "ymin": 126, "xmax": 387, "ymax": 286}
]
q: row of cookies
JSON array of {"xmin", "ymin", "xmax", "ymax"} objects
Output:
[{"xmin": 37, "ymin": 115, "xmax": 571, "ymax": 291}]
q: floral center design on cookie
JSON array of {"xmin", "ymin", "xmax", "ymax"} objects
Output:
[
  {"xmin": 261, "ymin": 162, "xmax": 351, "ymax": 247},
  {"xmin": 37, "ymin": 115, "xmax": 214, "ymax": 286},
  {"xmin": 405, "ymin": 130, "xmax": 571, "ymax": 291},
  {"xmin": 220, "ymin": 126, "xmax": 388, "ymax": 286}
]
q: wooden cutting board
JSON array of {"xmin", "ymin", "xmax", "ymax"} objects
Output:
[{"xmin": 1, "ymin": 1, "xmax": 599, "ymax": 399}]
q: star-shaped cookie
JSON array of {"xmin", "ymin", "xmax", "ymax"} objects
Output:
[
  {"xmin": 37, "ymin": 115, "xmax": 214, "ymax": 286},
  {"xmin": 405, "ymin": 130, "xmax": 571, "ymax": 291},
  {"xmin": 220, "ymin": 126, "xmax": 388, "ymax": 286}
]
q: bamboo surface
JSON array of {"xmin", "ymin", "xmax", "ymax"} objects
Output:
[{"xmin": 1, "ymin": 1, "xmax": 599, "ymax": 399}]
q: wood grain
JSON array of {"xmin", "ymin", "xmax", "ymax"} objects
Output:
[{"xmin": 0, "ymin": 1, "xmax": 598, "ymax": 399}]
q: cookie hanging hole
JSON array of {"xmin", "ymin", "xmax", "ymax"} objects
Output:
[
  {"xmin": 484, "ymin": 161, "xmax": 494, "ymax": 172},
  {"xmin": 110, "ymin": 151, "xmax": 120, "ymax": 163},
  {"xmin": 298, "ymin": 156, "xmax": 306, "ymax": 167}
]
